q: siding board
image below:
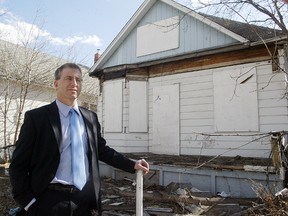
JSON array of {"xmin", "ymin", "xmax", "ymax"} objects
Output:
[
  {"xmin": 99, "ymin": 59, "xmax": 287, "ymax": 158},
  {"xmin": 181, "ymin": 104, "xmax": 214, "ymax": 112},
  {"xmin": 103, "ymin": 1, "xmax": 238, "ymax": 69},
  {"xmin": 181, "ymin": 97, "xmax": 213, "ymax": 105},
  {"xmin": 181, "ymin": 111, "xmax": 214, "ymax": 119},
  {"xmin": 259, "ymin": 107, "xmax": 288, "ymax": 116}
]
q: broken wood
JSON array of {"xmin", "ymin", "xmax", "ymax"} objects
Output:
[
  {"xmin": 144, "ymin": 206, "xmax": 173, "ymax": 212},
  {"xmin": 106, "ymin": 186, "xmax": 257, "ymax": 207}
]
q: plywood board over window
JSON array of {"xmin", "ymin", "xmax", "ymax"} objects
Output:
[
  {"xmin": 129, "ymin": 81, "xmax": 148, "ymax": 132},
  {"xmin": 152, "ymin": 84, "xmax": 180, "ymax": 155},
  {"xmin": 137, "ymin": 16, "xmax": 179, "ymax": 57},
  {"xmin": 104, "ymin": 80, "xmax": 123, "ymax": 132},
  {"xmin": 213, "ymin": 65, "xmax": 259, "ymax": 132}
]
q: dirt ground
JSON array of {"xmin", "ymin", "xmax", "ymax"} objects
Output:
[
  {"xmin": 0, "ymin": 154, "xmax": 274, "ymax": 215},
  {"xmin": 0, "ymin": 176, "xmax": 16, "ymax": 216}
]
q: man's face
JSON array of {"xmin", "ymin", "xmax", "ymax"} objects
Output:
[{"xmin": 54, "ymin": 67, "xmax": 82, "ymax": 105}]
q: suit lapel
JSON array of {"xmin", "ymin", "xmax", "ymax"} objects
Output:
[
  {"xmin": 47, "ymin": 101, "xmax": 62, "ymax": 149},
  {"xmin": 79, "ymin": 108, "xmax": 93, "ymax": 149}
]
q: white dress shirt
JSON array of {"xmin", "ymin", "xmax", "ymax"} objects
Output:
[{"xmin": 52, "ymin": 99, "xmax": 89, "ymax": 185}]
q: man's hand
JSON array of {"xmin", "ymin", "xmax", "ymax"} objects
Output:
[{"xmin": 134, "ymin": 159, "xmax": 149, "ymax": 175}]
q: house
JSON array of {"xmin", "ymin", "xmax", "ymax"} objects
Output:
[
  {"xmin": 0, "ymin": 39, "xmax": 99, "ymax": 162},
  {"xmin": 89, "ymin": 0, "xmax": 288, "ymax": 197}
]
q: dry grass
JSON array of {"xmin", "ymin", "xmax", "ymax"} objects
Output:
[{"xmin": 248, "ymin": 181, "xmax": 288, "ymax": 215}]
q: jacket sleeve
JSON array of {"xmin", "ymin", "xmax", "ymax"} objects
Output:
[
  {"xmin": 92, "ymin": 113, "xmax": 136, "ymax": 174},
  {"xmin": 9, "ymin": 112, "xmax": 36, "ymax": 209}
]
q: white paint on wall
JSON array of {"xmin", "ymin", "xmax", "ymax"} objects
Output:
[
  {"xmin": 148, "ymin": 61, "xmax": 284, "ymax": 158},
  {"xmin": 96, "ymin": 61, "xmax": 287, "ymax": 158},
  {"xmin": 136, "ymin": 16, "xmax": 179, "ymax": 57},
  {"xmin": 152, "ymin": 84, "xmax": 180, "ymax": 155}
]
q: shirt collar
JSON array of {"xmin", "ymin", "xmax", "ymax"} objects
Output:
[{"xmin": 55, "ymin": 99, "xmax": 80, "ymax": 117}]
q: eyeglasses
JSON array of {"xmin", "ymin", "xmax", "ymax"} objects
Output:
[{"xmin": 62, "ymin": 76, "xmax": 83, "ymax": 84}]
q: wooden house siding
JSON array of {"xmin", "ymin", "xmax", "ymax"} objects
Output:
[
  {"xmin": 147, "ymin": 60, "xmax": 286, "ymax": 158},
  {"xmin": 99, "ymin": 79, "xmax": 149, "ymax": 153},
  {"xmin": 257, "ymin": 64, "xmax": 288, "ymax": 132},
  {"xmin": 103, "ymin": 1, "xmax": 238, "ymax": 69},
  {"xmin": 96, "ymin": 60, "xmax": 287, "ymax": 158},
  {"xmin": 89, "ymin": 0, "xmax": 287, "ymax": 161},
  {"xmin": 96, "ymin": 94, "xmax": 103, "ymax": 128},
  {"xmin": 89, "ymin": 0, "xmax": 288, "ymax": 198}
]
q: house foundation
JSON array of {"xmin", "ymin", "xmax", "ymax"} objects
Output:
[{"xmin": 99, "ymin": 154, "xmax": 283, "ymax": 198}]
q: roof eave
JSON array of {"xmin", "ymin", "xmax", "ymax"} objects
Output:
[
  {"xmin": 91, "ymin": 42, "xmax": 250, "ymax": 77},
  {"xmin": 250, "ymin": 34, "xmax": 288, "ymax": 46}
]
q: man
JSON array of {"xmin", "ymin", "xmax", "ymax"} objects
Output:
[{"xmin": 9, "ymin": 63, "xmax": 149, "ymax": 216}]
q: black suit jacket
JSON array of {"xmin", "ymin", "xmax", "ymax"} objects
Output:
[{"xmin": 9, "ymin": 101, "xmax": 136, "ymax": 213}]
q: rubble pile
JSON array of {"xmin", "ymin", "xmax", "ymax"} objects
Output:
[
  {"xmin": 98, "ymin": 177, "xmax": 257, "ymax": 216},
  {"xmin": 1, "ymin": 164, "xmax": 288, "ymax": 216},
  {"xmin": 0, "ymin": 170, "xmax": 255, "ymax": 216}
]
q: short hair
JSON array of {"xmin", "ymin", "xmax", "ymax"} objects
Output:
[{"xmin": 54, "ymin": 63, "xmax": 82, "ymax": 80}]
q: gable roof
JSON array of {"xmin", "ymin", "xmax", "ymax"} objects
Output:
[
  {"xmin": 200, "ymin": 13, "xmax": 284, "ymax": 42},
  {"xmin": 89, "ymin": 0, "xmax": 284, "ymax": 76}
]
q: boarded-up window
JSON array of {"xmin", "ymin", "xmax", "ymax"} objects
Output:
[
  {"xmin": 152, "ymin": 84, "xmax": 180, "ymax": 155},
  {"xmin": 213, "ymin": 65, "xmax": 259, "ymax": 132},
  {"xmin": 129, "ymin": 81, "xmax": 148, "ymax": 132},
  {"xmin": 104, "ymin": 80, "xmax": 123, "ymax": 132},
  {"xmin": 137, "ymin": 16, "xmax": 179, "ymax": 57}
]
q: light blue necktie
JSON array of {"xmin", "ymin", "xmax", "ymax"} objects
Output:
[{"xmin": 69, "ymin": 108, "xmax": 86, "ymax": 190}]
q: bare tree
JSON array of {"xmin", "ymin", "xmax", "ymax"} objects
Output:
[
  {"xmin": 0, "ymin": 24, "xmax": 98, "ymax": 163},
  {"xmin": 0, "ymin": 32, "xmax": 64, "ymax": 162},
  {"xmin": 187, "ymin": 0, "xmax": 287, "ymax": 30}
]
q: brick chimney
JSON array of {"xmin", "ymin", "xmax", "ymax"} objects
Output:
[{"xmin": 94, "ymin": 49, "xmax": 101, "ymax": 64}]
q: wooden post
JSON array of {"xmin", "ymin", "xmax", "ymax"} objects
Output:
[
  {"xmin": 271, "ymin": 132, "xmax": 281, "ymax": 172},
  {"xmin": 136, "ymin": 170, "xmax": 143, "ymax": 216}
]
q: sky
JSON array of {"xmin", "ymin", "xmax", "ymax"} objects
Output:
[
  {"xmin": 0, "ymin": 0, "xmax": 210, "ymax": 67},
  {"xmin": 1, "ymin": 0, "xmax": 275, "ymax": 68},
  {"xmin": 0, "ymin": 0, "xmax": 145, "ymax": 66}
]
